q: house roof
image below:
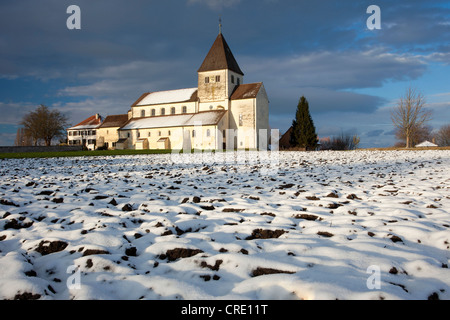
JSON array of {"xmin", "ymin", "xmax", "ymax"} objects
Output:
[
  {"xmin": 230, "ymin": 83, "xmax": 263, "ymax": 100},
  {"xmin": 120, "ymin": 110, "xmax": 226, "ymax": 130},
  {"xmin": 134, "ymin": 88, "xmax": 198, "ymax": 107},
  {"xmin": 98, "ymin": 114, "xmax": 129, "ymax": 128},
  {"xmin": 198, "ymin": 33, "xmax": 244, "ymax": 75},
  {"xmin": 279, "ymin": 127, "xmax": 293, "ymax": 149},
  {"xmin": 415, "ymin": 140, "xmax": 438, "ymax": 147},
  {"xmin": 68, "ymin": 114, "xmax": 103, "ymax": 130}
]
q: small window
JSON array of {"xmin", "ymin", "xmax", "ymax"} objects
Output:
[
  {"xmin": 168, "ymin": 130, "xmax": 171, "ymax": 136},
  {"xmin": 161, "ymin": 108, "xmax": 165, "ymax": 116},
  {"xmin": 127, "ymin": 133, "xmax": 130, "ymax": 138},
  {"xmin": 192, "ymin": 130, "xmax": 196, "ymax": 138},
  {"xmin": 137, "ymin": 131, "xmax": 140, "ymax": 138},
  {"xmin": 171, "ymin": 107, "xmax": 175, "ymax": 115},
  {"xmin": 151, "ymin": 109, "xmax": 156, "ymax": 116},
  {"xmin": 239, "ymin": 114, "xmax": 243, "ymax": 126},
  {"xmin": 231, "ymin": 75, "xmax": 235, "ymax": 84},
  {"xmin": 141, "ymin": 110, "xmax": 145, "ymax": 117},
  {"xmin": 205, "ymin": 77, "xmax": 209, "ymax": 84},
  {"xmin": 92, "ymin": 130, "xmax": 96, "ymax": 135},
  {"xmin": 106, "ymin": 130, "xmax": 109, "ymax": 135},
  {"xmin": 206, "ymin": 129, "xmax": 211, "ymax": 137},
  {"xmin": 158, "ymin": 131, "xmax": 161, "ymax": 136},
  {"xmin": 209, "ymin": 105, "xmax": 213, "ymax": 110},
  {"xmin": 182, "ymin": 106, "xmax": 187, "ymax": 114},
  {"xmin": 237, "ymin": 77, "xmax": 240, "ymax": 85},
  {"xmin": 148, "ymin": 132, "xmax": 151, "ymax": 137},
  {"xmin": 215, "ymin": 75, "xmax": 220, "ymax": 82}
]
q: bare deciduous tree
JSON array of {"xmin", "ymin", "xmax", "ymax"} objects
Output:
[
  {"xmin": 391, "ymin": 87, "xmax": 432, "ymax": 148},
  {"xmin": 394, "ymin": 124, "xmax": 433, "ymax": 147},
  {"xmin": 320, "ymin": 132, "xmax": 360, "ymax": 150},
  {"xmin": 14, "ymin": 127, "xmax": 33, "ymax": 146},
  {"xmin": 436, "ymin": 124, "xmax": 450, "ymax": 146},
  {"xmin": 20, "ymin": 105, "xmax": 68, "ymax": 146}
]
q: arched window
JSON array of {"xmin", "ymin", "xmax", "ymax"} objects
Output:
[
  {"xmin": 171, "ymin": 107, "xmax": 176, "ymax": 115},
  {"xmin": 161, "ymin": 108, "xmax": 165, "ymax": 115},
  {"xmin": 141, "ymin": 110, "xmax": 145, "ymax": 117},
  {"xmin": 151, "ymin": 109, "xmax": 156, "ymax": 116},
  {"xmin": 206, "ymin": 129, "xmax": 211, "ymax": 137},
  {"xmin": 182, "ymin": 106, "xmax": 187, "ymax": 114}
]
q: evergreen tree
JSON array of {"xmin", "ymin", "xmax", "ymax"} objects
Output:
[{"xmin": 290, "ymin": 96, "xmax": 318, "ymax": 150}]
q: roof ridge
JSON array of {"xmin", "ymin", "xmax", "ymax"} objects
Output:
[{"xmin": 71, "ymin": 114, "xmax": 102, "ymax": 128}]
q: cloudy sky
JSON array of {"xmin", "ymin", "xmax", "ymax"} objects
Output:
[{"xmin": 0, "ymin": 0, "xmax": 449, "ymax": 147}]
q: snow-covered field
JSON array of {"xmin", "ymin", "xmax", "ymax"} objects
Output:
[{"xmin": 0, "ymin": 150, "xmax": 449, "ymax": 300}]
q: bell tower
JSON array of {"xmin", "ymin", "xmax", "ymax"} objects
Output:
[{"xmin": 197, "ymin": 29, "xmax": 244, "ymax": 105}]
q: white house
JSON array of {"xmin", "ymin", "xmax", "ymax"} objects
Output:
[{"xmin": 67, "ymin": 114, "xmax": 103, "ymax": 150}]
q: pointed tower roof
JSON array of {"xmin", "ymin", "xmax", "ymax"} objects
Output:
[{"xmin": 198, "ymin": 33, "xmax": 244, "ymax": 75}]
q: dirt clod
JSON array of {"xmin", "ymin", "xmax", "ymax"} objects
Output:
[
  {"xmin": 159, "ymin": 248, "xmax": 203, "ymax": 261},
  {"xmin": 35, "ymin": 240, "xmax": 68, "ymax": 256},
  {"xmin": 251, "ymin": 267, "xmax": 295, "ymax": 277},
  {"xmin": 246, "ymin": 229, "xmax": 286, "ymax": 240}
]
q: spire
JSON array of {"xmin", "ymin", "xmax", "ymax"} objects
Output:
[
  {"xmin": 219, "ymin": 17, "xmax": 222, "ymax": 34},
  {"xmin": 198, "ymin": 32, "xmax": 244, "ymax": 75}
]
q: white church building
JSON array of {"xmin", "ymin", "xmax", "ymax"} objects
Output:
[{"xmin": 113, "ymin": 30, "xmax": 270, "ymax": 151}]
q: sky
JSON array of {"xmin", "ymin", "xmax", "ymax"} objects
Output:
[{"xmin": 0, "ymin": 0, "xmax": 449, "ymax": 148}]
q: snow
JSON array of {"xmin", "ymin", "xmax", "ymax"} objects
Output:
[
  {"xmin": 0, "ymin": 150, "xmax": 449, "ymax": 300},
  {"xmin": 121, "ymin": 110, "xmax": 225, "ymax": 130},
  {"xmin": 416, "ymin": 141, "xmax": 438, "ymax": 147},
  {"xmin": 68, "ymin": 124, "xmax": 100, "ymax": 130},
  {"xmin": 137, "ymin": 88, "xmax": 197, "ymax": 106}
]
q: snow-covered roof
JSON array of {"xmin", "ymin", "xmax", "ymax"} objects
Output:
[
  {"xmin": 415, "ymin": 140, "xmax": 438, "ymax": 147},
  {"xmin": 136, "ymin": 88, "xmax": 198, "ymax": 106},
  {"xmin": 121, "ymin": 110, "xmax": 226, "ymax": 130},
  {"xmin": 68, "ymin": 114, "xmax": 103, "ymax": 130}
]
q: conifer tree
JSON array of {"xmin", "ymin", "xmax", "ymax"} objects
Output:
[{"xmin": 290, "ymin": 96, "xmax": 318, "ymax": 150}]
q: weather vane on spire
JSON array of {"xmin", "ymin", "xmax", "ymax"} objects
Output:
[{"xmin": 219, "ymin": 16, "xmax": 222, "ymax": 34}]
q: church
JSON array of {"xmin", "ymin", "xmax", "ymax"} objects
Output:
[{"xmin": 100, "ymin": 30, "xmax": 269, "ymax": 151}]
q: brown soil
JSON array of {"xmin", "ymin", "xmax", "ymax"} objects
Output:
[
  {"xmin": 35, "ymin": 240, "xmax": 68, "ymax": 256},
  {"xmin": 158, "ymin": 248, "xmax": 204, "ymax": 261},
  {"xmin": 246, "ymin": 229, "xmax": 286, "ymax": 240},
  {"xmin": 251, "ymin": 267, "xmax": 295, "ymax": 277}
]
